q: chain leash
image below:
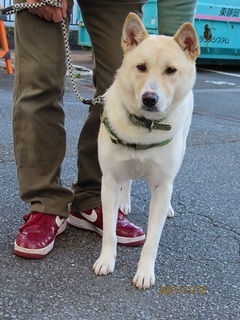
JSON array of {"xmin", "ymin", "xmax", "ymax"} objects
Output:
[{"xmin": 0, "ymin": 0, "xmax": 106, "ymax": 106}]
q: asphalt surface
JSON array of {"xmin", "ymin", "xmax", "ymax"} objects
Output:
[{"xmin": 0, "ymin": 50, "xmax": 240, "ymax": 320}]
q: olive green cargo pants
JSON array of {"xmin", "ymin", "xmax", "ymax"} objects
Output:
[
  {"xmin": 13, "ymin": 0, "xmax": 197, "ymax": 218},
  {"xmin": 13, "ymin": 0, "xmax": 146, "ymax": 217}
]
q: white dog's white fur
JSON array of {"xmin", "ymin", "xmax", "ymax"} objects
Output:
[{"xmin": 93, "ymin": 13, "xmax": 200, "ymax": 289}]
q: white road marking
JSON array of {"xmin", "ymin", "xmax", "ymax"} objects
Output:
[
  {"xmin": 199, "ymin": 68, "xmax": 240, "ymax": 78},
  {"xmin": 205, "ymin": 80, "xmax": 236, "ymax": 86}
]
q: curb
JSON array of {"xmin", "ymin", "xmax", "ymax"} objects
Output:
[{"xmin": 0, "ymin": 60, "xmax": 92, "ymax": 76}]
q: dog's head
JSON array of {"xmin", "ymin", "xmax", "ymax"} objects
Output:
[{"xmin": 119, "ymin": 13, "xmax": 200, "ymax": 118}]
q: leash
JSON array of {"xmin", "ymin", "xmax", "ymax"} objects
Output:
[{"xmin": 0, "ymin": 0, "xmax": 106, "ymax": 106}]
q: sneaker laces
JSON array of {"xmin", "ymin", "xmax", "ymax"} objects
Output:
[
  {"xmin": 117, "ymin": 210, "xmax": 126, "ymax": 220},
  {"xmin": 117, "ymin": 209, "xmax": 137, "ymax": 227},
  {"xmin": 19, "ymin": 212, "xmax": 50, "ymax": 233}
]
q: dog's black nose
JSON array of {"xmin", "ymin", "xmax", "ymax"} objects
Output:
[{"xmin": 142, "ymin": 92, "xmax": 158, "ymax": 108}]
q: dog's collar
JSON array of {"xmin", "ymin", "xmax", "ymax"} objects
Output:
[
  {"xmin": 128, "ymin": 113, "xmax": 172, "ymax": 132},
  {"xmin": 102, "ymin": 116, "xmax": 172, "ymax": 150}
]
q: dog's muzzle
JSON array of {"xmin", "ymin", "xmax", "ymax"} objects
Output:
[{"xmin": 142, "ymin": 92, "xmax": 159, "ymax": 110}]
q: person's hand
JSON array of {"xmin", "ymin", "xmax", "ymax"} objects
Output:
[{"xmin": 27, "ymin": 0, "xmax": 67, "ymax": 23}]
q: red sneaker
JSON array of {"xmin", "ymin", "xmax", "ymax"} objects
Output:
[
  {"xmin": 14, "ymin": 212, "xmax": 67, "ymax": 259},
  {"xmin": 68, "ymin": 207, "xmax": 145, "ymax": 246}
]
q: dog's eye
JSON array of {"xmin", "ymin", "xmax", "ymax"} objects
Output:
[
  {"xmin": 166, "ymin": 66, "xmax": 177, "ymax": 75},
  {"xmin": 137, "ymin": 64, "xmax": 147, "ymax": 72}
]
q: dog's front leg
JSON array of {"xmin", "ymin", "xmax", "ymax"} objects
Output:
[
  {"xmin": 93, "ymin": 175, "xmax": 120, "ymax": 276},
  {"xmin": 132, "ymin": 183, "xmax": 173, "ymax": 289}
]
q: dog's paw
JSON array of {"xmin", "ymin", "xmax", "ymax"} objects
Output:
[
  {"xmin": 119, "ymin": 181, "xmax": 132, "ymax": 215},
  {"xmin": 167, "ymin": 206, "xmax": 174, "ymax": 218},
  {"xmin": 119, "ymin": 203, "xmax": 131, "ymax": 215},
  {"xmin": 132, "ymin": 269, "xmax": 155, "ymax": 289},
  {"xmin": 93, "ymin": 256, "xmax": 116, "ymax": 276}
]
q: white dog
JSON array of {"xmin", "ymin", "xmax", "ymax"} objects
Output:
[{"xmin": 93, "ymin": 13, "xmax": 200, "ymax": 289}]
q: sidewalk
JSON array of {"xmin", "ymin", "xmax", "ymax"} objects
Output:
[{"xmin": 0, "ymin": 48, "xmax": 93, "ymax": 72}]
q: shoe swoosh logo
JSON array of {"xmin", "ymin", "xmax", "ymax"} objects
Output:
[
  {"xmin": 81, "ymin": 209, "xmax": 98, "ymax": 223},
  {"xmin": 56, "ymin": 216, "xmax": 66, "ymax": 227}
]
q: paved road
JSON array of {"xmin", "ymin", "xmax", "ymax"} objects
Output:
[{"xmin": 0, "ymin": 52, "xmax": 239, "ymax": 320}]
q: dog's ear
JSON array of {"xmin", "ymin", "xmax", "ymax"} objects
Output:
[
  {"xmin": 121, "ymin": 13, "xmax": 149, "ymax": 55},
  {"xmin": 173, "ymin": 22, "xmax": 200, "ymax": 61}
]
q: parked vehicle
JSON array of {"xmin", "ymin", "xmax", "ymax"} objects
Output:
[{"xmin": 77, "ymin": 0, "xmax": 240, "ymax": 65}]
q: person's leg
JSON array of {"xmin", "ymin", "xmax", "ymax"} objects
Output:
[
  {"xmin": 157, "ymin": 0, "xmax": 198, "ymax": 36},
  {"xmin": 13, "ymin": 0, "xmax": 74, "ymax": 218},
  {"xmin": 68, "ymin": 0, "xmax": 146, "ymax": 246},
  {"xmin": 71, "ymin": 0, "xmax": 146, "ymax": 212},
  {"xmin": 13, "ymin": 0, "xmax": 74, "ymax": 258}
]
